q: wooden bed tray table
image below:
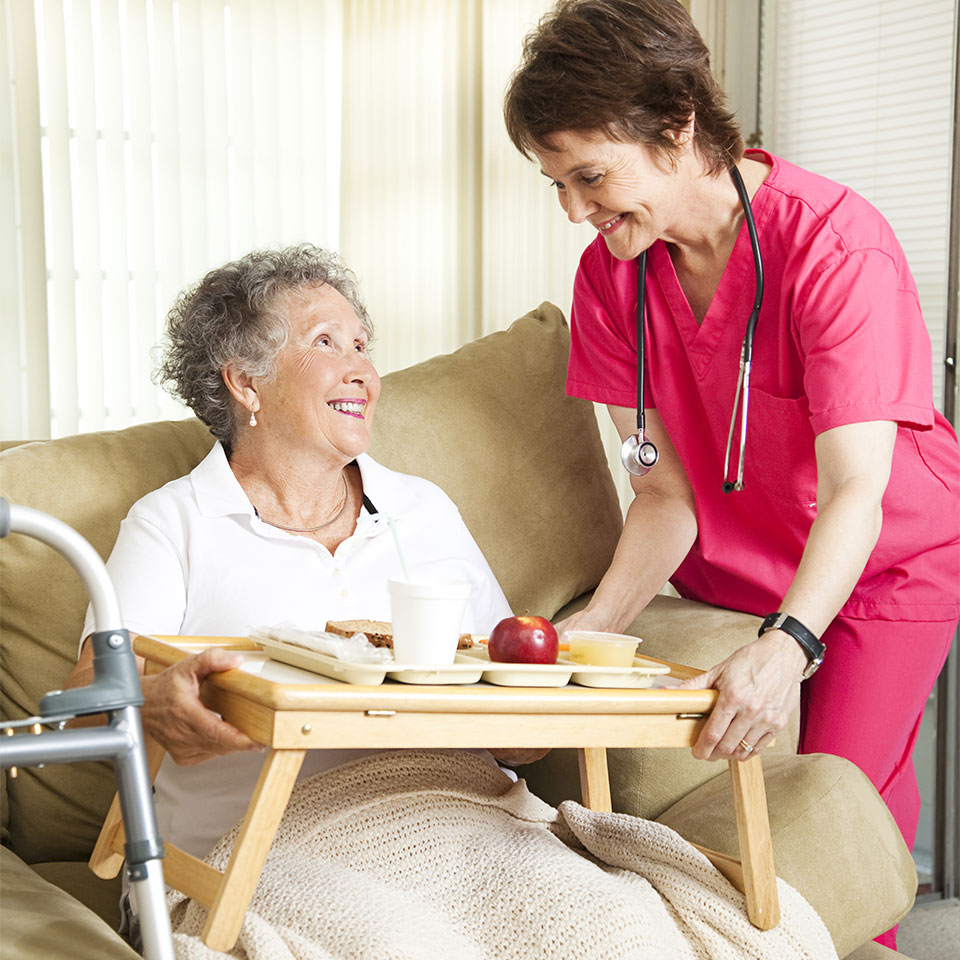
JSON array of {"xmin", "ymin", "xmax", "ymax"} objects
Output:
[{"xmin": 90, "ymin": 635, "xmax": 781, "ymax": 951}]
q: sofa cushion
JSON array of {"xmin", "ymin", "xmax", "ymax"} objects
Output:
[
  {"xmin": 656, "ymin": 753, "xmax": 917, "ymax": 959},
  {"xmin": 368, "ymin": 302, "xmax": 622, "ymax": 619},
  {"xmin": 0, "ymin": 846, "xmax": 138, "ymax": 960},
  {"xmin": 0, "ymin": 418, "xmax": 216, "ymax": 860},
  {"xmin": 31, "ymin": 861, "xmax": 123, "ymax": 930},
  {"xmin": 525, "ymin": 593, "xmax": 801, "ymax": 820}
]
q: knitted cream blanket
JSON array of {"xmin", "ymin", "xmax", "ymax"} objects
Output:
[{"xmin": 168, "ymin": 750, "xmax": 837, "ymax": 960}]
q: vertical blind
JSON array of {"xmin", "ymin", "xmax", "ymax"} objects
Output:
[
  {"xmin": 5, "ymin": 0, "xmax": 343, "ymax": 439},
  {"xmin": 339, "ymin": 0, "xmax": 591, "ymax": 366},
  {"xmin": 479, "ymin": 0, "xmax": 594, "ymax": 336},
  {"xmin": 339, "ymin": 0, "xmax": 473, "ymax": 373},
  {"xmin": 759, "ymin": 0, "xmax": 956, "ymax": 415},
  {"xmin": 5, "ymin": 0, "xmax": 635, "ymax": 505}
]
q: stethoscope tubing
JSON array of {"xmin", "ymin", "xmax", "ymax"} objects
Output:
[
  {"xmin": 628, "ymin": 164, "xmax": 764, "ymax": 490},
  {"xmin": 730, "ymin": 163, "xmax": 764, "ymax": 364},
  {"xmin": 635, "ymin": 248, "xmax": 648, "ymax": 433}
]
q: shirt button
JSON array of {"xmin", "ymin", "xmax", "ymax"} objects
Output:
[
  {"xmin": 339, "ymin": 589, "xmax": 349, "ymax": 598},
  {"xmin": 332, "ymin": 568, "xmax": 342, "ymax": 577}
]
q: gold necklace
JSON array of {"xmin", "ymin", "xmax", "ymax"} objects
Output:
[{"xmin": 256, "ymin": 474, "xmax": 348, "ymax": 533}]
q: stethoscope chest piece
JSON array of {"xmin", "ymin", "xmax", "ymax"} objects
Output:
[{"xmin": 620, "ymin": 432, "xmax": 659, "ymax": 477}]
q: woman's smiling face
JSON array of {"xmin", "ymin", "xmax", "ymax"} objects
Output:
[
  {"xmin": 256, "ymin": 284, "xmax": 380, "ymax": 462},
  {"xmin": 534, "ymin": 129, "xmax": 688, "ymax": 261}
]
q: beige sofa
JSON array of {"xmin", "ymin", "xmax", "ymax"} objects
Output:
[{"xmin": 1, "ymin": 304, "xmax": 916, "ymax": 959}]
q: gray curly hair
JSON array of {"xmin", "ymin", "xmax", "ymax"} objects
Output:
[{"xmin": 154, "ymin": 244, "xmax": 373, "ymax": 449}]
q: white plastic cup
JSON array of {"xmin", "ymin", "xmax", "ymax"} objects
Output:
[{"xmin": 387, "ymin": 578, "xmax": 472, "ymax": 665}]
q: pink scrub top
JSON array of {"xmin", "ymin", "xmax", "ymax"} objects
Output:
[{"xmin": 567, "ymin": 150, "xmax": 960, "ymax": 622}]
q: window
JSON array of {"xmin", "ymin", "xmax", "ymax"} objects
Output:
[
  {"xmin": 3, "ymin": 0, "xmax": 597, "ymax": 453},
  {"xmin": 759, "ymin": 0, "xmax": 955, "ymax": 414}
]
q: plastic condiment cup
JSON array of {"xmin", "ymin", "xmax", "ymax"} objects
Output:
[
  {"xmin": 566, "ymin": 631, "xmax": 639, "ymax": 667},
  {"xmin": 387, "ymin": 578, "xmax": 472, "ymax": 665}
]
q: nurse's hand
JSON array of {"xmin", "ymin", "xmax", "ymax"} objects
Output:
[
  {"xmin": 679, "ymin": 631, "xmax": 807, "ymax": 761},
  {"xmin": 553, "ymin": 608, "xmax": 610, "ymax": 643},
  {"xmin": 139, "ymin": 649, "xmax": 264, "ymax": 765}
]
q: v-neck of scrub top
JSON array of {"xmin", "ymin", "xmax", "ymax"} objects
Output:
[{"xmin": 648, "ymin": 170, "xmax": 775, "ymax": 378}]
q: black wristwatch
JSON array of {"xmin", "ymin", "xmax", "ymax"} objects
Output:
[{"xmin": 758, "ymin": 612, "xmax": 825, "ymax": 679}]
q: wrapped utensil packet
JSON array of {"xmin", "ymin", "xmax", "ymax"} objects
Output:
[{"xmin": 250, "ymin": 624, "xmax": 393, "ymax": 664}]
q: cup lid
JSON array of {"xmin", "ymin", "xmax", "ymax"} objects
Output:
[
  {"xmin": 566, "ymin": 631, "xmax": 640, "ymax": 645},
  {"xmin": 387, "ymin": 578, "xmax": 472, "ymax": 599}
]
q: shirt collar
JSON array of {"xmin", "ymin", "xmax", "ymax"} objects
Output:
[
  {"xmin": 190, "ymin": 444, "xmax": 408, "ymax": 540},
  {"xmin": 191, "ymin": 442, "xmax": 256, "ymax": 519}
]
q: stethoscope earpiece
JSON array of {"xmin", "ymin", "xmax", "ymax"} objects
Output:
[{"xmin": 721, "ymin": 481, "xmax": 736, "ymax": 494}]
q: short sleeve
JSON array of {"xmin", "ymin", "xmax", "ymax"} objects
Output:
[
  {"xmin": 79, "ymin": 510, "xmax": 188, "ymax": 655},
  {"xmin": 797, "ymin": 249, "xmax": 935, "ymax": 435},
  {"xmin": 567, "ymin": 241, "xmax": 652, "ymax": 410}
]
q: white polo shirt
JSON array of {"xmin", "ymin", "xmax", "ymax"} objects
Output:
[{"xmin": 82, "ymin": 442, "xmax": 512, "ymax": 857}]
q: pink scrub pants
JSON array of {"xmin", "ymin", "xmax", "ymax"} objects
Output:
[{"xmin": 799, "ymin": 616, "xmax": 957, "ymax": 949}]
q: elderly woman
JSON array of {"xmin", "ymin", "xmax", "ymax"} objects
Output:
[
  {"xmin": 504, "ymin": 1, "xmax": 959, "ymax": 947},
  {"xmin": 65, "ymin": 244, "xmax": 520, "ymax": 854}
]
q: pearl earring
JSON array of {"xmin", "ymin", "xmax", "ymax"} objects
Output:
[{"xmin": 249, "ymin": 411, "xmax": 257, "ymax": 427}]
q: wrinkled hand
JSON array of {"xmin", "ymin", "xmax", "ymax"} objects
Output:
[
  {"xmin": 679, "ymin": 631, "xmax": 807, "ymax": 761},
  {"xmin": 139, "ymin": 648, "xmax": 263, "ymax": 765},
  {"xmin": 488, "ymin": 748, "xmax": 551, "ymax": 766}
]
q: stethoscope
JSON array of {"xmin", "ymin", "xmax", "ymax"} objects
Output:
[{"xmin": 620, "ymin": 165, "xmax": 764, "ymax": 493}]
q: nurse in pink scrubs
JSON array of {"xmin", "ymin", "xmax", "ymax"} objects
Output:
[{"xmin": 504, "ymin": 1, "xmax": 959, "ymax": 947}]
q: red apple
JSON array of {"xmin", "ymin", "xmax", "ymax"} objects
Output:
[{"xmin": 488, "ymin": 615, "xmax": 558, "ymax": 664}]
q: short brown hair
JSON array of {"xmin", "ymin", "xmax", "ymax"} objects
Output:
[{"xmin": 503, "ymin": 0, "xmax": 743, "ymax": 176}]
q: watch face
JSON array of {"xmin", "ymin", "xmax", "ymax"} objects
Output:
[{"xmin": 802, "ymin": 655, "xmax": 823, "ymax": 680}]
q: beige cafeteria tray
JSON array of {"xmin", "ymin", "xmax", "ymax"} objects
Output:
[{"xmin": 255, "ymin": 634, "xmax": 671, "ymax": 688}]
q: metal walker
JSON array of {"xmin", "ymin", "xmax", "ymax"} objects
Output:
[{"xmin": 0, "ymin": 497, "xmax": 175, "ymax": 960}]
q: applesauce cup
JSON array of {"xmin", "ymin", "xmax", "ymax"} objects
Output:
[
  {"xmin": 387, "ymin": 578, "xmax": 472, "ymax": 665},
  {"xmin": 566, "ymin": 631, "xmax": 639, "ymax": 667}
]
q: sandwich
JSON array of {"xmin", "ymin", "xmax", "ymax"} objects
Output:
[{"xmin": 325, "ymin": 620, "xmax": 475, "ymax": 649}]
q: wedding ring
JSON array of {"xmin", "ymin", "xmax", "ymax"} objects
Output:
[{"xmin": 738, "ymin": 739, "xmax": 753, "ymax": 754}]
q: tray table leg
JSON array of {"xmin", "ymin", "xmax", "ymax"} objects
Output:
[
  {"xmin": 728, "ymin": 755, "xmax": 780, "ymax": 930},
  {"xmin": 577, "ymin": 747, "xmax": 612, "ymax": 813},
  {"xmin": 202, "ymin": 748, "xmax": 306, "ymax": 952}
]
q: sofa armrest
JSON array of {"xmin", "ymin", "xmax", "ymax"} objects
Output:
[{"xmin": 656, "ymin": 754, "xmax": 917, "ymax": 958}]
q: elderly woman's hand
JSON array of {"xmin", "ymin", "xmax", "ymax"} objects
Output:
[
  {"xmin": 139, "ymin": 649, "xmax": 263, "ymax": 765},
  {"xmin": 489, "ymin": 748, "xmax": 551, "ymax": 767},
  {"xmin": 679, "ymin": 632, "xmax": 807, "ymax": 761}
]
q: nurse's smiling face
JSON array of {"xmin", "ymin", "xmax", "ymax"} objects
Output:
[{"xmin": 534, "ymin": 129, "xmax": 690, "ymax": 262}]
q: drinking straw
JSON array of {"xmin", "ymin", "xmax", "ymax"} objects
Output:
[{"xmin": 386, "ymin": 515, "xmax": 411, "ymax": 581}]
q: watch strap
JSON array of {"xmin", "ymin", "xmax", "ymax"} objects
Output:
[{"xmin": 758, "ymin": 612, "xmax": 825, "ymax": 677}]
